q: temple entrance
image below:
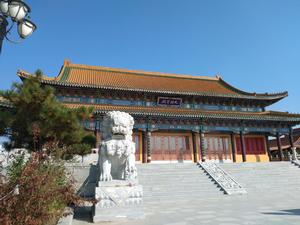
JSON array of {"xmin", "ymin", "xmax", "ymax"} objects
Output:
[
  {"xmin": 203, "ymin": 135, "xmax": 232, "ymax": 162},
  {"xmin": 150, "ymin": 133, "xmax": 192, "ymax": 161}
]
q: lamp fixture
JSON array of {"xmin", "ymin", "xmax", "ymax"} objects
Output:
[{"xmin": 0, "ymin": 0, "xmax": 36, "ymax": 53}]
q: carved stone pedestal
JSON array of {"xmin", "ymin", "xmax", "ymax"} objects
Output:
[{"xmin": 93, "ymin": 180, "xmax": 144, "ymax": 222}]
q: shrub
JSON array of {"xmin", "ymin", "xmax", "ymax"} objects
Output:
[
  {"xmin": 69, "ymin": 143, "xmax": 92, "ymax": 163},
  {"xmin": 0, "ymin": 153, "xmax": 81, "ymax": 225},
  {"xmin": 81, "ymin": 134, "xmax": 96, "ymax": 148},
  {"xmin": 6, "ymin": 154, "xmax": 26, "ymax": 183}
]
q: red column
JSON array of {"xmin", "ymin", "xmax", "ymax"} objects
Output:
[
  {"xmin": 192, "ymin": 132, "xmax": 198, "ymax": 163},
  {"xmin": 240, "ymin": 131, "xmax": 247, "ymax": 162},
  {"xmin": 200, "ymin": 130, "xmax": 206, "ymax": 162},
  {"xmin": 142, "ymin": 131, "xmax": 147, "ymax": 163},
  {"xmin": 146, "ymin": 131, "xmax": 152, "ymax": 163},
  {"xmin": 230, "ymin": 133, "xmax": 236, "ymax": 163}
]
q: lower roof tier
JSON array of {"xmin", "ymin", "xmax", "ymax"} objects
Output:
[{"xmin": 64, "ymin": 102, "xmax": 300, "ymax": 123}]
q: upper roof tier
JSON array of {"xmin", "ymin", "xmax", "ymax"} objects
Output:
[{"xmin": 17, "ymin": 60, "xmax": 288, "ymax": 103}]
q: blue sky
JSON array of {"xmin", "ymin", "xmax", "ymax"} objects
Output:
[{"xmin": 1, "ymin": 0, "xmax": 300, "ymax": 113}]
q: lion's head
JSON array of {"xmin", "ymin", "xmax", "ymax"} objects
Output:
[{"xmin": 101, "ymin": 111, "xmax": 134, "ymax": 140}]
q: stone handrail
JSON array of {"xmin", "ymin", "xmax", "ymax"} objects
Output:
[
  {"xmin": 198, "ymin": 162, "xmax": 247, "ymax": 195},
  {"xmin": 290, "ymin": 147, "xmax": 300, "ymax": 167}
]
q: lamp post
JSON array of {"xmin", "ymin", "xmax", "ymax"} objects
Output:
[{"xmin": 0, "ymin": 0, "xmax": 36, "ymax": 53}]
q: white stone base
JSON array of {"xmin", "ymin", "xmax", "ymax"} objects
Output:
[{"xmin": 93, "ymin": 180, "xmax": 144, "ymax": 222}]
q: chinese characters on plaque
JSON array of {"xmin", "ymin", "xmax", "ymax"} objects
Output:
[{"xmin": 157, "ymin": 97, "xmax": 182, "ymax": 107}]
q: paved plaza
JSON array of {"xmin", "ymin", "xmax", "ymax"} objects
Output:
[
  {"xmin": 72, "ymin": 162, "xmax": 300, "ymax": 225},
  {"xmin": 73, "ymin": 194, "xmax": 300, "ymax": 225}
]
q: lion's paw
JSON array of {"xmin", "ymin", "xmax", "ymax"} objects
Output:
[{"xmin": 100, "ymin": 173, "xmax": 112, "ymax": 181}]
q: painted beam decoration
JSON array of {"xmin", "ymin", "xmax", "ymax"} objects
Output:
[
  {"xmin": 133, "ymin": 123, "xmax": 290, "ymax": 134},
  {"xmin": 157, "ymin": 97, "xmax": 182, "ymax": 107}
]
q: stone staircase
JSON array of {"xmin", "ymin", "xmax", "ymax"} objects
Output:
[
  {"xmin": 71, "ymin": 162, "xmax": 300, "ymax": 224},
  {"xmin": 69, "ymin": 162, "xmax": 300, "ymax": 201},
  {"xmin": 136, "ymin": 163, "xmax": 225, "ymax": 204},
  {"xmin": 219, "ymin": 162, "xmax": 300, "ymax": 197}
]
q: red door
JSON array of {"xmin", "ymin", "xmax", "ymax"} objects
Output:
[
  {"xmin": 235, "ymin": 136, "xmax": 266, "ymax": 155},
  {"xmin": 204, "ymin": 136, "xmax": 231, "ymax": 161},
  {"xmin": 150, "ymin": 134, "xmax": 192, "ymax": 161}
]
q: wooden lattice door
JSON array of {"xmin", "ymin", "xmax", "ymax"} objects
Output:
[
  {"xmin": 204, "ymin": 135, "xmax": 231, "ymax": 161},
  {"xmin": 150, "ymin": 134, "xmax": 192, "ymax": 161}
]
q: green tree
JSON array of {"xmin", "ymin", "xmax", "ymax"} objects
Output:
[
  {"xmin": 81, "ymin": 133, "xmax": 97, "ymax": 148},
  {"xmin": 0, "ymin": 70, "xmax": 93, "ymax": 152},
  {"xmin": 0, "ymin": 110, "xmax": 12, "ymax": 136}
]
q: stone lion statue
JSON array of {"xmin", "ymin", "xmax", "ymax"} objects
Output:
[{"xmin": 99, "ymin": 111, "xmax": 137, "ymax": 181}]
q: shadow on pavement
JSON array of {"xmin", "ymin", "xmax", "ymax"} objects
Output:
[
  {"xmin": 73, "ymin": 206, "xmax": 93, "ymax": 222},
  {"xmin": 77, "ymin": 164, "xmax": 98, "ymax": 198},
  {"xmin": 262, "ymin": 209, "xmax": 300, "ymax": 216},
  {"xmin": 74, "ymin": 165, "xmax": 99, "ymax": 223}
]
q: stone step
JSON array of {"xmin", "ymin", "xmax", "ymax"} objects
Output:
[
  {"xmin": 137, "ymin": 163, "xmax": 224, "ymax": 201},
  {"xmin": 224, "ymin": 169, "xmax": 299, "ymax": 172},
  {"xmin": 139, "ymin": 175, "xmax": 210, "ymax": 179},
  {"xmin": 221, "ymin": 169, "xmax": 300, "ymax": 173},
  {"xmin": 230, "ymin": 178, "xmax": 300, "ymax": 182},
  {"xmin": 139, "ymin": 178, "xmax": 214, "ymax": 182},
  {"xmin": 142, "ymin": 188, "xmax": 223, "ymax": 194},
  {"xmin": 143, "ymin": 184, "xmax": 218, "ymax": 188},
  {"xmin": 236, "ymin": 177, "xmax": 300, "ymax": 181},
  {"xmin": 217, "ymin": 162, "xmax": 300, "ymax": 197},
  {"xmin": 140, "ymin": 182, "xmax": 216, "ymax": 186},
  {"xmin": 143, "ymin": 194, "xmax": 225, "ymax": 201},
  {"xmin": 224, "ymin": 172, "xmax": 300, "ymax": 176},
  {"xmin": 143, "ymin": 191, "xmax": 224, "ymax": 198},
  {"xmin": 142, "ymin": 185, "xmax": 220, "ymax": 190},
  {"xmin": 142, "ymin": 190, "xmax": 220, "ymax": 195},
  {"xmin": 137, "ymin": 170, "xmax": 202, "ymax": 174},
  {"xmin": 138, "ymin": 173, "xmax": 208, "ymax": 177}
]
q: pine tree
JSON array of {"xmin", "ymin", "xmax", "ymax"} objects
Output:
[{"xmin": 0, "ymin": 70, "xmax": 93, "ymax": 153}]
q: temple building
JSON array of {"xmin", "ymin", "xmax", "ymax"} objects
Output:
[
  {"xmin": 269, "ymin": 128, "xmax": 300, "ymax": 160},
  {"xmin": 16, "ymin": 60, "xmax": 300, "ymax": 163}
]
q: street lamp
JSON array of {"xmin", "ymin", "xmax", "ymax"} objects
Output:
[{"xmin": 0, "ymin": 0, "xmax": 36, "ymax": 53}]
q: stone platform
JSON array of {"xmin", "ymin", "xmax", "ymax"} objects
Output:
[{"xmin": 93, "ymin": 180, "xmax": 144, "ymax": 222}]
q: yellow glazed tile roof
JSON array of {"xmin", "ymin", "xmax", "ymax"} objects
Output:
[{"xmin": 17, "ymin": 60, "xmax": 288, "ymax": 100}]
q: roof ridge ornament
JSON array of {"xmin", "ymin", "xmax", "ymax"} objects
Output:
[
  {"xmin": 64, "ymin": 59, "xmax": 71, "ymax": 66},
  {"xmin": 215, "ymin": 73, "xmax": 222, "ymax": 79}
]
